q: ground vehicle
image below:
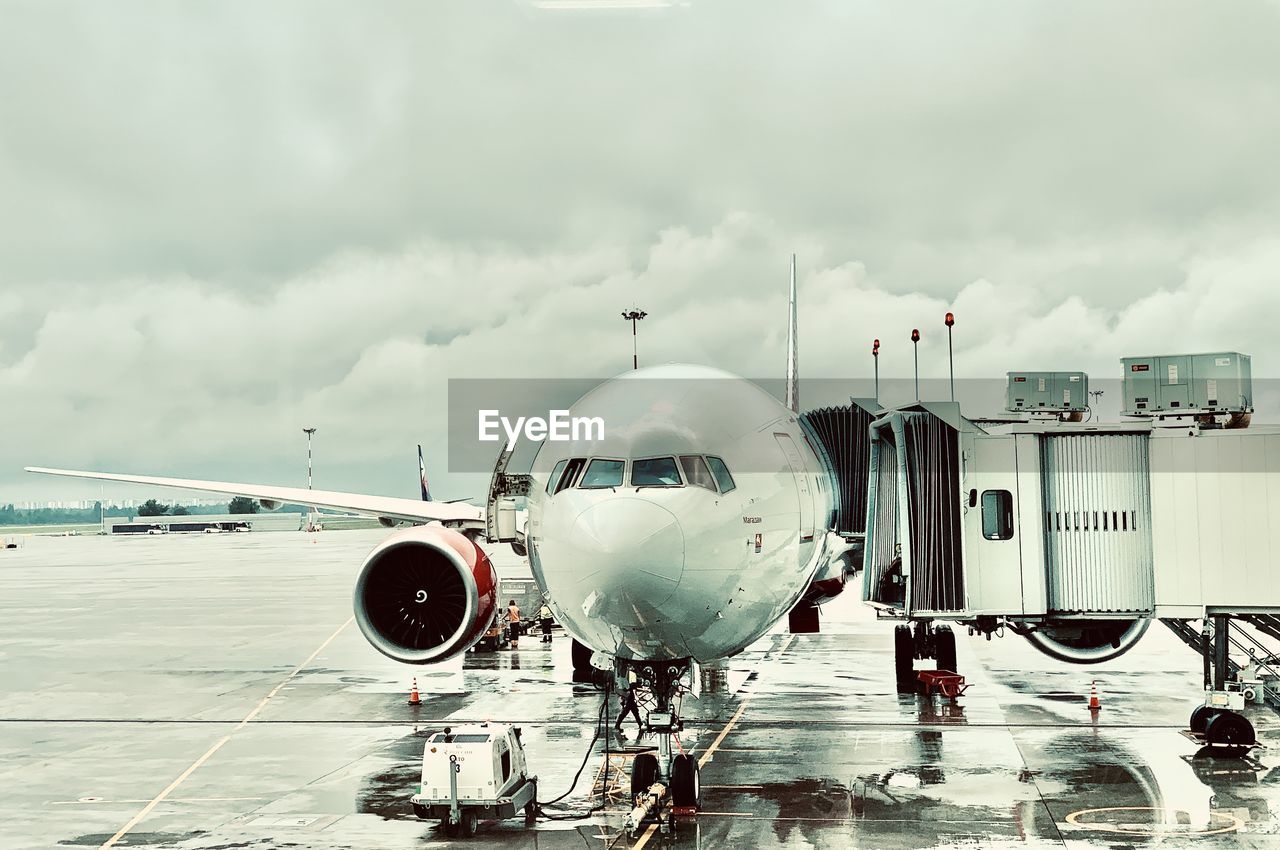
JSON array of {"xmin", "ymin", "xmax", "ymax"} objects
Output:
[
  {"xmin": 474, "ymin": 611, "xmax": 510, "ymax": 651},
  {"xmin": 410, "ymin": 723, "xmax": 537, "ymax": 838}
]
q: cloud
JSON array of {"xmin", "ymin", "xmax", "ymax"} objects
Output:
[
  {"xmin": 4, "ymin": 212, "xmax": 1279, "ymax": 502},
  {"xmin": 3, "ymin": 3, "xmax": 1280, "ymax": 500}
]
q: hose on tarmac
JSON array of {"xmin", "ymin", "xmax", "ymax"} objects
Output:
[{"xmin": 534, "ymin": 675, "xmax": 613, "ymax": 821}]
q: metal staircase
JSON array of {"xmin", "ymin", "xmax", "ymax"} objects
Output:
[{"xmin": 1162, "ymin": 616, "xmax": 1280, "ymax": 711}]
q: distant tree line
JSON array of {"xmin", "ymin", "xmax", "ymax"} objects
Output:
[{"xmin": 0, "ymin": 499, "xmax": 309, "ymax": 526}]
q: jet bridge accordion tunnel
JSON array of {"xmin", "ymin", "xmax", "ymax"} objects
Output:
[{"xmin": 863, "ymin": 404, "xmax": 1155, "ymax": 665}]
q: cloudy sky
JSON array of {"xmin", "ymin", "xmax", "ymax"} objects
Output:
[{"xmin": 3, "ymin": 0, "xmax": 1280, "ymax": 502}]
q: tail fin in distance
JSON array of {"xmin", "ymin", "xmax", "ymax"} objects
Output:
[
  {"xmin": 785, "ymin": 253, "xmax": 799, "ymax": 413},
  {"xmin": 418, "ymin": 444, "xmax": 432, "ymax": 502}
]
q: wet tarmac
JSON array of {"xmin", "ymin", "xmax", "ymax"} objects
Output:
[{"xmin": 3, "ymin": 530, "xmax": 1280, "ymax": 848}]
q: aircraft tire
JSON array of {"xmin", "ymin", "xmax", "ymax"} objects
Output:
[
  {"xmin": 894, "ymin": 625, "xmax": 914, "ymax": 689},
  {"xmin": 571, "ymin": 638, "xmax": 593, "ymax": 672},
  {"xmin": 671, "ymin": 754, "xmax": 701, "ymax": 809},
  {"xmin": 631, "ymin": 753, "xmax": 659, "ymax": 798},
  {"xmin": 935, "ymin": 625, "xmax": 957, "ymax": 674}
]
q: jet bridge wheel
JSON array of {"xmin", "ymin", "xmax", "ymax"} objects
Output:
[
  {"xmin": 631, "ymin": 753, "xmax": 659, "ymax": 798},
  {"xmin": 1190, "ymin": 705, "xmax": 1215, "ymax": 735},
  {"xmin": 894, "ymin": 625, "xmax": 914, "ymax": 689},
  {"xmin": 934, "ymin": 625, "xmax": 957, "ymax": 674},
  {"xmin": 1204, "ymin": 711, "xmax": 1256, "ymax": 750},
  {"xmin": 671, "ymin": 754, "xmax": 701, "ymax": 809}
]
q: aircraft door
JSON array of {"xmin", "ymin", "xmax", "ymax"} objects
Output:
[{"xmin": 774, "ymin": 433, "xmax": 815, "ymax": 542}]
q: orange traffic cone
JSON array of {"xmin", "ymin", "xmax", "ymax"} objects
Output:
[
  {"xmin": 1087, "ymin": 680, "xmax": 1101, "ymax": 712},
  {"xmin": 408, "ymin": 677, "xmax": 421, "ymax": 706}
]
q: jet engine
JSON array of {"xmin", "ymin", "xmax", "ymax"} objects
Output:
[
  {"xmin": 353, "ymin": 525, "xmax": 498, "ymax": 664},
  {"xmin": 1020, "ymin": 618, "xmax": 1151, "ymax": 664}
]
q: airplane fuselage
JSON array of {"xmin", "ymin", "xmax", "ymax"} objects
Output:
[{"xmin": 526, "ymin": 364, "xmax": 834, "ymax": 662}]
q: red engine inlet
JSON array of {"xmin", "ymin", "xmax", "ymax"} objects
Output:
[{"xmin": 353, "ymin": 525, "xmax": 498, "ymax": 664}]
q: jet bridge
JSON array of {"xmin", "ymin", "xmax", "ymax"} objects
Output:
[
  {"xmin": 863, "ymin": 403, "xmax": 1280, "ymax": 747},
  {"xmin": 865, "ymin": 406, "xmax": 1280, "ymax": 625}
]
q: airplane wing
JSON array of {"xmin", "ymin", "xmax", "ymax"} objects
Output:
[{"xmin": 24, "ymin": 467, "xmax": 484, "ymax": 525}]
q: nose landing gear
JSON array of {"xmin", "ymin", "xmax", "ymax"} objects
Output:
[{"xmin": 623, "ymin": 659, "xmax": 701, "ymax": 836}]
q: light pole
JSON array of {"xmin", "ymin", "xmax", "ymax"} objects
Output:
[
  {"xmin": 621, "ymin": 308, "xmax": 647, "ymax": 370},
  {"xmin": 911, "ymin": 329, "xmax": 921, "ymax": 400},
  {"xmin": 872, "ymin": 339, "xmax": 880, "ymax": 403},
  {"xmin": 303, "ymin": 428, "xmax": 317, "ymax": 491},
  {"xmin": 945, "ymin": 312, "xmax": 956, "ymax": 402}
]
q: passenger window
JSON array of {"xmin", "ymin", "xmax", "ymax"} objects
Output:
[
  {"xmin": 579, "ymin": 459, "xmax": 625, "ymax": 488},
  {"xmin": 631, "ymin": 457, "xmax": 681, "ymax": 487},
  {"xmin": 552, "ymin": 458, "xmax": 586, "ymax": 494},
  {"xmin": 501, "ymin": 750, "xmax": 511, "ymax": 780},
  {"xmin": 705, "ymin": 456, "xmax": 736, "ymax": 494},
  {"xmin": 981, "ymin": 490, "xmax": 1014, "ymax": 540},
  {"xmin": 545, "ymin": 459, "xmax": 568, "ymax": 495},
  {"xmin": 679, "ymin": 456, "xmax": 717, "ymax": 491}
]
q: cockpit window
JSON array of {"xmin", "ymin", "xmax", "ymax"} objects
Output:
[
  {"xmin": 679, "ymin": 455, "xmax": 717, "ymax": 492},
  {"xmin": 631, "ymin": 456, "xmax": 682, "ymax": 487},
  {"xmin": 552, "ymin": 457, "xmax": 586, "ymax": 494},
  {"xmin": 705, "ymin": 456, "xmax": 736, "ymax": 494},
  {"xmin": 579, "ymin": 458, "xmax": 625, "ymax": 488},
  {"xmin": 546, "ymin": 459, "xmax": 568, "ymax": 495}
]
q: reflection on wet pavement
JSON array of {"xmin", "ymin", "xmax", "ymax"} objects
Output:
[{"xmin": 2, "ymin": 531, "xmax": 1279, "ymax": 848}]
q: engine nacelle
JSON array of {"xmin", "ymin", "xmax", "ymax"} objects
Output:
[
  {"xmin": 1021, "ymin": 618, "xmax": 1151, "ymax": 664},
  {"xmin": 353, "ymin": 525, "xmax": 498, "ymax": 664}
]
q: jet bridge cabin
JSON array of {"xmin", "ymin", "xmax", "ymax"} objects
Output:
[{"xmin": 863, "ymin": 403, "xmax": 1280, "ymax": 665}]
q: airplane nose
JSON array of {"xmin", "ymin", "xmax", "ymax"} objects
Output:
[{"xmin": 569, "ymin": 498, "xmax": 685, "ymax": 594}]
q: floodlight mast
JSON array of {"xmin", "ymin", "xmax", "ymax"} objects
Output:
[{"xmin": 622, "ymin": 308, "xmax": 647, "ymax": 370}]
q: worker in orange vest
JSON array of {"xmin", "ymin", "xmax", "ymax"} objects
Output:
[{"xmin": 506, "ymin": 599, "xmax": 522, "ymax": 650}]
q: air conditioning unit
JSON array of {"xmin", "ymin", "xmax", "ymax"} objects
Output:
[
  {"xmin": 1006, "ymin": 371, "xmax": 1089, "ymax": 413},
  {"xmin": 1121, "ymin": 352, "xmax": 1252, "ymax": 417}
]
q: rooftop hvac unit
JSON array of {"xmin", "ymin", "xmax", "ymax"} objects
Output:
[
  {"xmin": 1006, "ymin": 371, "xmax": 1089, "ymax": 413},
  {"xmin": 1121, "ymin": 352, "xmax": 1252, "ymax": 419}
]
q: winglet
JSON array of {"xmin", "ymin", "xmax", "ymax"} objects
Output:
[
  {"xmin": 785, "ymin": 253, "xmax": 799, "ymax": 413},
  {"xmin": 418, "ymin": 444, "xmax": 432, "ymax": 502}
]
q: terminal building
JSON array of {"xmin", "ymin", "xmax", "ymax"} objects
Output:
[{"xmin": 106, "ymin": 512, "xmax": 304, "ymax": 534}]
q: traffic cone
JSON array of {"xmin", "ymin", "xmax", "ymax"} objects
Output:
[
  {"xmin": 1087, "ymin": 680, "xmax": 1101, "ymax": 712},
  {"xmin": 408, "ymin": 677, "xmax": 421, "ymax": 706}
]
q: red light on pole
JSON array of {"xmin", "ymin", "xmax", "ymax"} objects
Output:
[
  {"xmin": 871, "ymin": 339, "xmax": 880, "ymax": 401},
  {"xmin": 910, "ymin": 329, "xmax": 920, "ymax": 399},
  {"xmin": 945, "ymin": 312, "xmax": 956, "ymax": 401}
]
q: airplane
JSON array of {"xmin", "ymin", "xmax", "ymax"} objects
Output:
[
  {"xmin": 26, "ymin": 257, "xmax": 853, "ymax": 813},
  {"xmin": 24, "ymin": 258, "xmax": 1139, "ymax": 815}
]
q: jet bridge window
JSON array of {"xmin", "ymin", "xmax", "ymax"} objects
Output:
[
  {"xmin": 631, "ymin": 456, "xmax": 682, "ymax": 487},
  {"xmin": 551, "ymin": 458, "xmax": 586, "ymax": 495},
  {"xmin": 579, "ymin": 459, "xmax": 625, "ymax": 488},
  {"xmin": 705, "ymin": 456, "xmax": 736, "ymax": 494},
  {"xmin": 981, "ymin": 490, "xmax": 1014, "ymax": 540},
  {"xmin": 679, "ymin": 455, "xmax": 717, "ymax": 491}
]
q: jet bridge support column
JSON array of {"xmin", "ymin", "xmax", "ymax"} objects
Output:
[{"xmin": 1213, "ymin": 614, "xmax": 1230, "ymax": 692}]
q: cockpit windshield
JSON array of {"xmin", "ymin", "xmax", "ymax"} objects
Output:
[
  {"xmin": 631, "ymin": 456, "xmax": 682, "ymax": 487},
  {"xmin": 706, "ymin": 456, "xmax": 736, "ymax": 493},
  {"xmin": 579, "ymin": 458, "xmax": 625, "ymax": 488},
  {"xmin": 679, "ymin": 455, "xmax": 717, "ymax": 491}
]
